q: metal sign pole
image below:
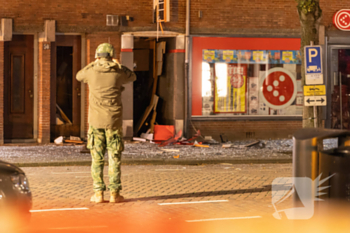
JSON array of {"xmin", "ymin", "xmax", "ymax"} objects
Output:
[{"xmin": 310, "ymin": 41, "xmax": 318, "ymax": 128}]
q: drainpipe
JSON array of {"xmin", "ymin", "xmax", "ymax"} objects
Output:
[{"xmin": 184, "ymin": 0, "xmax": 190, "ymax": 137}]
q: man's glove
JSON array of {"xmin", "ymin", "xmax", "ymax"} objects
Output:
[{"xmin": 113, "ymin": 59, "xmax": 122, "ymax": 69}]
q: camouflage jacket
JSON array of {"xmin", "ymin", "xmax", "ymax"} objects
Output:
[{"xmin": 76, "ymin": 58, "xmax": 136, "ymax": 129}]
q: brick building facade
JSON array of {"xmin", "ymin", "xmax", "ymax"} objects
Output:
[{"xmin": 0, "ymin": 1, "xmax": 349, "ymax": 143}]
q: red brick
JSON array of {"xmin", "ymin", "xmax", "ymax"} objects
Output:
[{"xmin": 38, "ymin": 42, "xmax": 51, "ymax": 143}]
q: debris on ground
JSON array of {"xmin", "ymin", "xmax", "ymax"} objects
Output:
[
  {"xmin": 222, "ymin": 140, "xmax": 260, "ymax": 149},
  {"xmin": 220, "ymin": 134, "xmax": 228, "ymax": 143},
  {"xmin": 0, "ymin": 138, "xmax": 307, "ymax": 164},
  {"xmin": 154, "ymin": 125, "xmax": 175, "ymax": 141},
  {"xmin": 133, "ymin": 137, "xmax": 146, "ymax": 142},
  {"xmin": 194, "ymin": 144, "xmax": 210, "ymax": 148},
  {"xmin": 140, "ymin": 133, "xmax": 153, "ymax": 141},
  {"xmin": 158, "ymin": 130, "xmax": 182, "ymax": 147},
  {"xmin": 173, "ymin": 155, "xmax": 180, "ymax": 159},
  {"xmin": 64, "ymin": 139, "xmax": 84, "ymax": 144},
  {"xmin": 54, "ymin": 136, "xmax": 64, "ymax": 144},
  {"xmin": 245, "ymin": 140, "xmax": 260, "ymax": 147},
  {"xmin": 70, "ymin": 136, "xmax": 81, "ymax": 141},
  {"xmin": 160, "ymin": 149, "xmax": 180, "ymax": 152},
  {"xmin": 202, "ymin": 136, "xmax": 220, "ymax": 145},
  {"xmin": 55, "ymin": 136, "xmax": 83, "ymax": 145}
]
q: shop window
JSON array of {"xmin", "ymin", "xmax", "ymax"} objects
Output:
[{"xmin": 201, "ymin": 49, "xmax": 303, "ymax": 116}]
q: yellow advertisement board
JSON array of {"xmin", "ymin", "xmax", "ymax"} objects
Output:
[{"xmin": 214, "ymin": 64, "xmax": 246, "ymax": 113}]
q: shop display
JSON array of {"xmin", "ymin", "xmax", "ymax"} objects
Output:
[
  {"xmin": 202, "ymin": 96, "xmax": 214, "ymax": 116},
  {"xmin": 248, "ymin": 77, "xmax": 259, "ymax": 115},
  {"xmin": 202, "ymin": 49, "xmax": 301, "ymax": 64},
  {"xmin": 214, "ymin": 64, "xmax": 247, "ymax": 113},
  {"xmin": 201, "ymin": 49, "xmax": 302, "ymax": 116}
]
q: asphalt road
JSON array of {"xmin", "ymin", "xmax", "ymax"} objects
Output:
[{"xmin": 10, "ymin": 164, "xmax": 350, "ymax": 233}]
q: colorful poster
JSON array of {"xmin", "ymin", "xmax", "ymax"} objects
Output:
[
  {"xmin": 281, "ymin": 51, "xmax": 302, "ymax": 64},
  {"xmin": 203, "ymin": 50, "xmax": 215, "ymax": 62},
  {"xmin": 268, "ymin": 50, "xmax": 281, "ymax": 64},
  {"xmin": 223, "ymin": 50, "xmax": 234, "ymax": 62},
  {"xmin": 214, "ymin": 64, "xmax": 247, "ymax": 113},
  {"xmin": 295, "ymin": 50, "xmax": 302, "ymax": 64},
  {"xmin": 202, "ymin": 49, "xmax": 301, "ymax": 64},
  {"xmin": 252, "ymin": 50, "xmax": 267, "ymax": 63},
  {"xmin": 235, "ymin": 50, "xmax": 252, "ymax": 63}
]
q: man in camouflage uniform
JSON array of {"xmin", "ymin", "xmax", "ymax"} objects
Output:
[{"xmin": 76, "ymin": 43, "xmax": 136, "ymax": 203}]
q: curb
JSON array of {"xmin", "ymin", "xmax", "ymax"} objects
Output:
[{"xmin": 14, "ymin": 158, "xmax": 292, "ymax": 167}]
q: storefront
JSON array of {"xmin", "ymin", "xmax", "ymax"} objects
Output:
[
  {"xmin": 189, "ymin": 37, "xmax": 303, "ymax": 140},
  {"xmin": 326, "ymin": 33, "xmax": 350, "ymax": 129}
]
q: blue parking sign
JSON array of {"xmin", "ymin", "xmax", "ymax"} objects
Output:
[{"xmin": 305, "ymin": 46, "xmax": 322, "ymax": 75}]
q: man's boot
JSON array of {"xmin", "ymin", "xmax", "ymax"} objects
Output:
[
  {"xmin": 110, "ymin": 191, "xmax": 124, "ymax": 203},
  {"xmin": 90, "ymin": 191, "xmax": 104, "ymax": 203}
]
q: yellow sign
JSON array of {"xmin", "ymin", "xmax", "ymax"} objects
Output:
[
  {"xmin": 203, "ymin": 50, "xmax": 215, "ymax": 62},
  {"xmin": 303, "ymin": 85, "xmax": 326, "ymax": 96},
  {"xmin": 223, "ymin": 50, "xmax": 234, "ymax": 62},
  {"xmin": 282, "ymin": 51, "xmax": 294, "ymax": 63},
  {"xmin": 253, "ymin": 51, "xmax": 265, "ymax": 62},
  {"xmin": 214, "ymin": 64, "xmax": 246, "ymax": 113}
]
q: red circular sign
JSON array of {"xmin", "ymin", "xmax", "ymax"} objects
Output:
[
  {"xmin": 334, "ymin": 10, "xmax": 350, "ymax": 31},
  {"xmin": 230, "ymin": 74, "xmax": 244, "ymax": 88},
  {"xmin": 260, "ymin": 68, "xmax": 297, "ymax": 109}
]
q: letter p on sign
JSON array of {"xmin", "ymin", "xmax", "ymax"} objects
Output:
[
  {"xmin": 308, "ymin": 49, "xmax": 318, "ymax": 63},
  {"xmin": 305, "ymin": 46, "xmax": 322, "ymax": 75},
  {"xmin": 304, "ymin": 45, "xmax": 323, "ymax": 84}
]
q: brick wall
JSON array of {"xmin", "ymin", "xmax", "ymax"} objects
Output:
[
  {"xmin": 190, "ymin": 0, "xmax": 347, "ymax": 35},
  {"xmin": 38, "ymin": 42, "xmax": 51, "ymax": 143},
  {"xmin": 0, "ymin": 42, "xmax": 3, "ymax": 144},
  {"xmin": 191, "ymin": 120, "xmax": 302, "ymax": 141},
  {"xmin": 1, "ymin": 0, "xmax": 185, "ymax": 33},
  {"xmin": 0, "ymin": 0, "xmax": 346, "ymax": 36}
]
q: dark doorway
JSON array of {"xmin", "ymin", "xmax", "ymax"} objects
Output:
[
  {"xmin": 133, "ymin": 38, "xmax": 154, "ymax": 135},
  {"xmin": 4, "ymin": 35, "xmax": 34, "ymax": 139},
  {"xmin": 51, "ymin": 35, "xmax": 81, "ymax": 140},
  {"xmin": 56, "ymin": 46, "xmax": 73, "ymax": 122}
]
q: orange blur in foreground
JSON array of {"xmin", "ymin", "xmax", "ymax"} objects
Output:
[{"xmin": 6, "ymin": 202, "xmax": 349, "ymax": 233}]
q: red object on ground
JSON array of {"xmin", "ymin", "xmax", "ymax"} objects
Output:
[
  {"xmin": 159, "ymin": 130, "xmax": 183, "ymax": 147},
  {"xmin": 154, "ymin": 125, "xmax": 175, "ymax": 141}
]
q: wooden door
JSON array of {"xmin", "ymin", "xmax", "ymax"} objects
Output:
[
  {"xmin": 4, "ymin": 35, "xmax": 34, "ymax": 139},
  {"xmin": 50, "ymin": 35, "xmax": 81, "ymax": 139}
]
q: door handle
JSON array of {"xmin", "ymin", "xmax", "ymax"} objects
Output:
[{"xmin": 334, "ymin": 72, "xmax": 338, "ymax": 85}]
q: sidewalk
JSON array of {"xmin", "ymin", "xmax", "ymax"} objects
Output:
[
  {"xmin": 0, "ymin": 138, "xmax": 338, "ymax": 167},
  {"xmin": 0, "ymin": 138, "xmax": 303, "ymax": 167}
]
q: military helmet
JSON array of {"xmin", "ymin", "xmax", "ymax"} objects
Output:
[{"xmin": 95, "ymin": 43, "xmax": 114, "ymax": 58}]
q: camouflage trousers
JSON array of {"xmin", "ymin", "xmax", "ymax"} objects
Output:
[{"xmin": 87, "ymin": 126, "xmax": 124, "ymax": 192}]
